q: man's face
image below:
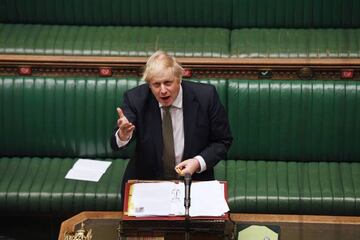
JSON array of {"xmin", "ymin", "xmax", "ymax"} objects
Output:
[{"xmin": 148, "ymin": 72, "xmax": 181, "ymax": 107}]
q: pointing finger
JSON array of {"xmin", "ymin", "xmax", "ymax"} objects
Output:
[{"xmin": 117, "ymin": 107, "xmax": 124, "ymax": 119}]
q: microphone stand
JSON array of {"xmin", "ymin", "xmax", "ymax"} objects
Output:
[{"xmin": 184, "ymin": 173, "xmax": 192, "ymax": 240}]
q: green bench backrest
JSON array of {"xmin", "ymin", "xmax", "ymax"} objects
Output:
[
  {"xmin": 0, "ymin": 77, "xmax": 228, "ymax": 159},
  {"xmin": 0, "ymin": 0, "xmax": 232, "ymax": 27},
  {"xmin": 0, "ymin": 76, "xmax": 139, "ymax": 158},
  {"xmin": 227, "ymin": 80, "xmax": 360, "ymax": 162},
  {"xmin": 232, "ymin": 0, "xmax": 360, "ymax": 28},
  {"xmin": 1, "ymin": 0, "xmax": 358, "ymax": 28},
  {"xmin": 2, "ymin": 77, "xmax": 359, "ymax": 162}
]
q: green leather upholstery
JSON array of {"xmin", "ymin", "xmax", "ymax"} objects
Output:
[
  {"xmin": 0, "ymin": 0, "xmax": 232, "ymax": 27},
  {"xmin": 0, "ymin": 76, "xmax": 141, "ymax": 214},
  {"xmin": 0, "ymin": 76, "xmax": 140, "ymax": 158},
  {"xmin": 215, "ymin": 160, "xmax": 360, "ymax": 215},
  {"xmin": 231, "ymin": 28, "xmax": 360, "ymax": 58},
  {"xmin": 232, "ymin": 0, "xmax": 360, "ymax": 28},
  {"xmin": 1, "ymin": 0, "xmax": 357, "ymax": 28},
  {"xmin": 2, "ymin": 77, "xmax": 360, "ymax": 216},
  {"xmin": 0, "ymin": 77, "xmax": 228, "ymax": 159},
  {"xmin": 0, "ymin": 77, "xmax": 229, "ymax": 215},
  {"xmin": 227, "ymin": 80, "xmax": 360, "ymax": 162},
  {"xmin": 1, "ymin": 1, "xmax": 358, "ymax": 58},
  {"xmin": 0, "ymin": 157, "xmax": 128, "ymax": 214},
  {"xmin": 0, "ymin": 24, "xmax": 230, "ymax": 57},
  {"xmin": 217, "ymin": 79, "xmax": 360, "ymax": 215}
]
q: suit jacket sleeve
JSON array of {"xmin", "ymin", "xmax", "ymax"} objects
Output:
[{"xmin": 197, "ymin": 86, "xmax": 232, "ymax": 169}]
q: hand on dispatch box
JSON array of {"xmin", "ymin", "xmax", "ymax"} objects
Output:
[{"xmin": 175, "ymin": 158, "xmax": 200, "ymax": 176}]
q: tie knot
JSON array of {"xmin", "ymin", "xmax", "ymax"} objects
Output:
[{"xmin": 162, "ymin": 105, "xmax": 172, "ymax": 112}]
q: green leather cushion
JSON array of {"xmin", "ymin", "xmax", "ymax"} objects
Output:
[
  {"xmin": 0, "ymin": 0, "xmax": 232, "ymax": 27},
  {"xmin": 215, "ymin": 160, "xmax": 360, "ymax": 215},
  {"xmin": 0, "ymin": 24, "xmax": 230, "ymax": 57},
  {"xmin": 231, "ymin": 28, "xmax": 360, "ymax": 58},
  {"xmin": 0, "ymin": 157, "xmax": 128, "ymax": 214},
  {"xmin": 232, "ymin": 0, "xmax": 360, "ymax": 28},
  {"xmin": 227, "ymin": 80, "xmax": 360, "ymax": 161}
]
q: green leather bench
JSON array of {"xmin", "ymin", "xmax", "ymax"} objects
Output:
[
  {"xmin": 217, "ymin": 79, "xmax": 360, "ymax": 215},
  {"xmin": 0, "ymin": 76, "xmax": 227, "ymax": 216},
  {"xmin": 230, "ymin": 0, "xmax": 360, "ymax": 58},
  {"xmin": 1, "ymin": 77, "xmax": 360, "ymax": 216},
  {"xmin": 0, "ymin": 0, "xmax": 359, "ymax": 58},
  {"xmin": 0, "ymin": 77, "xmax": 139, "ymax": 215},
  {"xmin": 0, "ymin": 0, "xmax": 232, "ymax": 58},
  {"xmin": 217, "ymin": 80, "xmax": 360, "ymax": 215},
  {"xmin": 1, "ymin": 76, "xmax": 360, "ymax": 240}
]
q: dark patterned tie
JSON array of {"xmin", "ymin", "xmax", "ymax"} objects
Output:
[{"xmin": 162, "ymin": 106, "xmax": 176, "ymax": 180}]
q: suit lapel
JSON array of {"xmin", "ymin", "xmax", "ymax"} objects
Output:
[
  {"xmin": 182, "ymin": 83, "xmax": 199, "ymax": 160},
  {"xmin": 146, "ymin": 93, "xmax": 163, "ymax": 168}
]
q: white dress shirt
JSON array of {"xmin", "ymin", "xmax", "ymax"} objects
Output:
[{"xmin": 115, "ymin": 86, "xmax": 206, "ymax": 173}]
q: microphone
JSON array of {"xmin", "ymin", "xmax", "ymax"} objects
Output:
[{"xmin": 184, "ymin": 173, "xmax": 192, "ymax": 217}]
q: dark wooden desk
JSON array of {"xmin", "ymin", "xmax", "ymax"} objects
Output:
[{"xmin": 59, "ymin": 212, "xmax": 360, "ymax": 240}]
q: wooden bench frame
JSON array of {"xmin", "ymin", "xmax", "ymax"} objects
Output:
[{"xmin": 1, "ymin": 54, "xmax": 360, "ymax": 80}]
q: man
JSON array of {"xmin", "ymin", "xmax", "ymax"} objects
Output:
[{"xmin": 111, "ymin": 50, "xmax": 232, "ymax": 187}]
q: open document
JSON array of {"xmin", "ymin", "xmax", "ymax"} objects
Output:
[{"xmin": 127, "ymin": 180, "xmax": 229, "ymax": 217}]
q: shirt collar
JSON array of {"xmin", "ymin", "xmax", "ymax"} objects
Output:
[{"xmin": 159, "ymin": 85, "xmax": 183, "ymax": 109}]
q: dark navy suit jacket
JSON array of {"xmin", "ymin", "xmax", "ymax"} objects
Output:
[{"xmin": 111, "ymin": 80, "xmax": 232, "ymax": 185}]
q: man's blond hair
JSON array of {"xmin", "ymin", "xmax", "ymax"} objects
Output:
[{"xmin": 142, "ymin": 51, "xmax": 183, "ymax": 82}]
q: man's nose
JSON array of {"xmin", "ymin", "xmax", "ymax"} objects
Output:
[{"xmin": 160, "ymin": 84, "xmax": 167, "ymax": 93}]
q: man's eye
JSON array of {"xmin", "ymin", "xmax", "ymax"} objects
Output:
[
  {"xmin": 164, "ymin": 81, "xmax": 172, "ymax": 86},
  {"xmin": 153, "ymin": 83, "xmax": 160, "ymax": 88}
]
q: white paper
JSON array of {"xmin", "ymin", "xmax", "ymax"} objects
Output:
[
  {"xmin": 128, "ymin": 182, "xmax": 184, "ymax": 216},
  {"xmin": 128, "ymin": 180, "xmax": 228, "ymax": 217},
  {"xmin": 189, "ymin": 181, "xmax": 229, "ymax": 217},
  {"xmin": 65, "ymin": 159, "xmax": 112, "ymax": 182}
]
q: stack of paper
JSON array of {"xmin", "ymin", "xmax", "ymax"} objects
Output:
[
  {"xmin": 128, "ymin": 182, "xmax": 184, "ymax": 217},
  {"xmin": 127, "ymin": 180, "xmax": 229, "ymax": 217},
  {"xmin": 65, "ymin": 159, "xmax": 112, "ymax": 182},
  {"xmin": 189, "ymin": 181, "xmax": 229, "ymax": 217}
]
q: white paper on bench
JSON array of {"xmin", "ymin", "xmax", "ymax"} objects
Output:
[{"xmin": 65, "ymin": 159, "xmax": 112, "ymax": 182}]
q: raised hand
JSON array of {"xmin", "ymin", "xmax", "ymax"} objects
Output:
[{"xmin": 116, "ymin": 107, "xmax": 135, "ymax": 141}]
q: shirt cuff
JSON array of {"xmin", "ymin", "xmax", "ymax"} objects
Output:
[
  {"xmin": 194, "ymin": 155, "xmax": 207, "ymax": 173},
  {"xmin": 115, "ymin": 129, "xmax": 131, "ymax": 148}
]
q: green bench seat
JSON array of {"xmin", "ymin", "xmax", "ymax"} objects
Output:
[
  {"xmin": 0, "ymin": 157, "xmax": 127, "ymax": 214},
  {"xmin": 0, "ymin": 76, "xmax": 229, "ymax": 216},
  {"xmin": 231, "ymin": 28, "xmax": 360, "ymax": 58},
  {"xmin": 0, "ymin": 24, "xmax": 230, "ymax": 57},
  {"xmin": 1, "ymin": 0, "xmax": 359, "ymax": 59},
  {"xmin": 2, "ymin": 24, "xmax": 360, "ymax": 59},
  {"xmin": 1, "ymin": 77, "xmax": 360, "ymax": 216},
  {"xmin": 0, "ymin": 76, "xmax": 139, "ymax": 216},
  {"xmin": 215, "ymin": 160, "xmax": 360, "ymax": 215},
  {"xmin": 1, "ymin": 76, "xmax": 360, "ymax": 240},
  {"xmin": 220, "ymin": 79, "xmax": 360, "ymax": 216}
]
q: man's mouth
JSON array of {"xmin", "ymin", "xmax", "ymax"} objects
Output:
[{"xmin": 161, "ymin": 96, "xmax": 171, "ymax": 101}]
